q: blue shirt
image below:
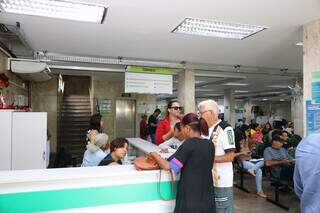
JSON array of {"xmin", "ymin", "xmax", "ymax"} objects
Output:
[
  {"xmin": 294, "ymin": 130, "xmax": 320, "ymax": 213},
  {"xmin": 81, "ymin": 149, "xmax": 108, "ymax": 167}
]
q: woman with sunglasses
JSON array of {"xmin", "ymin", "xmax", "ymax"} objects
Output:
[
  {"xmin": 150, "ymin": 113, "xmax": 215, "ymax": 213},
  {"xmin": 155, "ymin": 100, "xmax": 182, "ymax": 145}
]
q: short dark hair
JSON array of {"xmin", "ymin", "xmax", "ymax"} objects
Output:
[
  {"xmin": 154, "ymin": 108, "xmax": 161, "ymax": 113},
  {"xmin": 272, "ymin": 134, "xmax": 285, "ymax": 143},
  {"xmin": 110, "ymin": 138, "xmax": 129, "ymax": 152},
  {"xmin": 90, "ymin": 113, "xmax": 102, "ymax": 131}
]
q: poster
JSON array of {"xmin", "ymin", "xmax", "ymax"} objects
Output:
[
  {"xmin": 99, "ymin": 99, "xmax": 112, "ymax": 115},
  {"xmin": 312, "ymin": 71, "xmax": 320, "ymax": 103},
  {"xmin": 306, "ymin": 100, "xmax": 320, "ymax": 136}
]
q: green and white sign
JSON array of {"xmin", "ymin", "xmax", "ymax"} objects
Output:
[
  {"xmin": 127, "ymin": 66, "xmax": 173, "ymax": 75},
  {"xmin": 125, "ymin": 66, "xmax": 173, "ymax": 94}
]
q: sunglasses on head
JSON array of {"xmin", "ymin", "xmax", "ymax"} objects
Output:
[{"xmin": 170, "ymin": 106, "xmax": 182, "ymax": 111}]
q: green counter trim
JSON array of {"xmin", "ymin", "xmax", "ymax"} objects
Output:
[{"xmin": 0, "ymin": 181, "xmax": 177, "ymax": 213}]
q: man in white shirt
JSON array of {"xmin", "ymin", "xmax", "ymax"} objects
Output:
[{"xmin": 198, "ymin": 99, "xmax": 236, "ymax": 213}]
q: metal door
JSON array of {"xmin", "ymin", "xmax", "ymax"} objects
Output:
[{"xmin": 115, "ymin": 99, "xmax": 136, "ymax": 138}]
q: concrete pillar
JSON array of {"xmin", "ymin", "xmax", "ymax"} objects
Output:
[
  {"xmin": 303, "ymin": 19, "xmax": 320, "ymax": 136},
  {"xmin": 291, "ymin": 81, "xmax": 304, "ymax": 136},
  {"xmin": 177, "ymin": 69, "xmax": 195, "ymax": 114},
  {"xmin": 224, "ymin": 89, "xmax": 235, "ymax": 127},
  {"xmin": 244, "ymin": 99, "xmax": 253, "ymax": 124}
]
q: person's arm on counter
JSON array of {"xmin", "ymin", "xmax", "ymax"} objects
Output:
[{"xmin": 150, "ymin": 152, "xmax": 171, "ymax": 170}]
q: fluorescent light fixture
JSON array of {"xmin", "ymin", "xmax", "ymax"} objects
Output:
[
  {"xmin": 280, "ymin": 99, "xmax": 285, "ymax": 101},
  {"xmin": 196, "ymin": 88, "xmax": 215, "ymax": 92},
  {"xmin": 235, "ymin": 90, "xmax": 249, "ymax": 93},
  {"xmin": 296, "ymin": 42, "xmax": 303, "ymax": 46},
  {"xmin": 266, "ymin": 85, "xmax": 289, "ymax": 88},
  {"xmin": 172, "ymin": 18, "xmax": 267, "ymax": 40},
  {"xmin": 262, "ymin": 98, "xmax": 268, "ymax": 101},
  {"xmin": 223, "ymin": 82, "xmax": 249, "ymax": 86},
  {"xmin": 0, "ymin": 0, "xmax": 107, "ymax": 23}
]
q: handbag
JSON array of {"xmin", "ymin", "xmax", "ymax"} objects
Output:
[
  {"xmin": 134, "ymin": 155, "xmax": 160, "ymax": 170},
  {"xmin": 134, "ymin": 155, "xmax": 175, "ymax": 200}
]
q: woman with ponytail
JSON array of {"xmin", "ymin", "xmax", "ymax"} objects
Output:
[{"xmin": 150, "ymin": 113, "xmax": 216, "ymax": 213}]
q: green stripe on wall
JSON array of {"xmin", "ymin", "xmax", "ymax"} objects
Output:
[{"xmin": 0, "ymin": 181, "xmax": 177, "ymax": 213}]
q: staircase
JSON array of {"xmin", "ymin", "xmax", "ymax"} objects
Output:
[{"xmin": 57, "ymin": 95, "xmax": 91, "ymax": 165}]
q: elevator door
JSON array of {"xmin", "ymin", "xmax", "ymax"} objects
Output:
[{"xmin": 115, "ymin": 99, "xmax": 136, "ymax": 138}]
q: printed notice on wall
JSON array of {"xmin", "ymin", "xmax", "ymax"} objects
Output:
[
  {"xmin": 98, "ymin": 99, "xmax": 112, "ymax": 115},
  {"xmin": 306, "ymin": 100, "xmax": 320, "ymax": 136},
  {"xmin": 125, "ymin": 72, "xmax": 173, "ymax": 94},
  {"xmin": 312, "ymin": 71, "xmax": 320, "ymax": 103}
]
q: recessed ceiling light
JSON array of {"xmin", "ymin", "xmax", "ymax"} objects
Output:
[
  {"xmin": 280, "ymin": 99, "xmax": 285, "ymax": 101},
  {"xmin": 0, "ymin": 0, "xmax": 107, "ymax": 23},
  {"xmin": 266, "ymin": 85, "xmax": 289, "ymax": 88},
  {"xmin": 262, "ymin": 98, "xmax": 268, "ymax": 101},
  {"xmin": 296, "ymin": 42, "xmax": 303, "ymax": 46},
  {"xmin": 172, "ymin": 18, "xmax": 267, "ymax": 40},
  {"xmin": 223, "ymin": 83, "xmax": 249, "ymax": 86},
  {"xmin": 235, "ymin": 90, "xmax": 249, "ymax": 93}
]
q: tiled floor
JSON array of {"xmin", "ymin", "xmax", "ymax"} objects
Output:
[{"xmin": 234, "ymin": 173, "xmax": 300, "ymax": 213}]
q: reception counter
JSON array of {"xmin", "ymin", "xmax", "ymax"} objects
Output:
[
  {"xmin": 0, "ymin": 165, "xmax": 177, "ymax": 213},
  {"xmin": 127, "ymin": 138, "xmax": 174, "ymax": 159}
]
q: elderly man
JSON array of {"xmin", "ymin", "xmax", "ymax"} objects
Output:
[
  {"xmin": 198, "ymin": 99, "xmax": 236, "ymax": 213},
  {"xmin": 294, "ymin": 130, "xmax": 320, "ymax": 213}
]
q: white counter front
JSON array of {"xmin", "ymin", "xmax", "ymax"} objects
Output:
[{"xmin": 0, "ymin": 165, "xmax": 177, "ymax": 213}]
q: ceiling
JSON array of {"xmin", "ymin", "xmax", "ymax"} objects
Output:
[
  {"xmin": 0, "ymin": 0, "xmax": 318, "ymax": 102},
  {"xmin": 0, "ymin": 0, "xmax": 320, "ymax": 70}
]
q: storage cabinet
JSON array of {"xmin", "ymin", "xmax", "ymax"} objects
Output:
[{"xmin": 0, "ymin": 110, "xmax": 47, "ymax": 171}]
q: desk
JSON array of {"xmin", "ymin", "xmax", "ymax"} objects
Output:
[
  {"xmin": 127, "ymin": 138, "xmax": 173, "ymax": 159},
  {"xmin": 0, "ymin": 165, "xmax": 177, "ymax": 213}
]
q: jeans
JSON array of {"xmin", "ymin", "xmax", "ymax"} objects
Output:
[
  {"xmin": 150, "ymin": 133, "xmax": 156, "ymax": 144},
  {"xmin": 214, "ymin": 187, "xmax": 235, "ymax": 213},
  {"xmin": 242, "ymin": 160, "xmax": 264, "ymax": 192}
]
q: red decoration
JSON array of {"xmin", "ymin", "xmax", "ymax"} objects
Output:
[{"xmin": 0, "ymin": 74, "xmax": 9, "ymax": 88}]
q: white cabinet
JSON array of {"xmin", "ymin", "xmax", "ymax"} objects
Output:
[{"xmin": 0, "ymin": 110, "xmax": 47, "ymax": 171}]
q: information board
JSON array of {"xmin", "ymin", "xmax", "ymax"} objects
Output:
[
  {"xmin": 306, "ymin": 100, "xmax": 320, "ymax": 136},
  {"xmin": 98, "ymin": 99, "xmax": 112, "ymax": 115},
  {"xmin": 125, "ymin": 72, "xmax": 173, "ymax": 94},
  {"xmin": 312, "ymin": 71, "xmax": 320, "ymax": 103}
]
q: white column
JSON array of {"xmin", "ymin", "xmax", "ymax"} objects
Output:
[
  {"xmin": 177, "ymin": 69, "xmax": 195, "ymax": 114},
  {"xmin": 244, "ymin": 99, "xmax": 253, "ymax": 124},
  {"xmin": 291, "ymin": 81, "xmax": 303, "ymax": 136},
  {"xmin": 224, "ymin": 89, "xmax": 235, "ymax": 127},
  {"xmin": 303, "ymin": 19, "xmax": 320, "ymax": 136}
]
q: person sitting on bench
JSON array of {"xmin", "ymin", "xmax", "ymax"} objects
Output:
[{"xmin": 264, "ymin": 135, "xmax": 295, "ymax": 183}]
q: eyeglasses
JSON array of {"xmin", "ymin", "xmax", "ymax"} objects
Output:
[
  {"xmin": 170, "ymin": 106, "xmax": 182, "ymax": 111},
  {"xmin": 197, "ymin": 110, "xmax": 212, "ymax": 117}
]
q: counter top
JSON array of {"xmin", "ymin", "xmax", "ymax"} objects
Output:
[{"xmin": 127, "ymin": 138, "xmax": 174, "ymax": 159}]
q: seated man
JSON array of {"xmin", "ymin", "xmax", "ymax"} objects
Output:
[
  {"xmin": 264, "ymin": 135, "xmax": 295, "ymax": 183},
  {"xmin": 99, "ymin": 138, "xmax": 128, "ymax": 166}
]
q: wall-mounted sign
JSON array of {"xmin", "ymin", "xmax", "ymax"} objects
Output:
[
  {"xmin": 98, "ymin": 99, "xmax": 112, "ymax": 115},
  {"xmin": 125, "ymin": 69, "xmax": 173, "ymax": 94},
  {"xmin": 306, "ymin": 100, "xmax": 320, "ymax": 136},
  {"xmin": 127, "ymin": 66, "xmax": 173, "ymax": 75},
  {"xmin": 312, "ymin": 71, "xmax": 320, "ymax": 103}
]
